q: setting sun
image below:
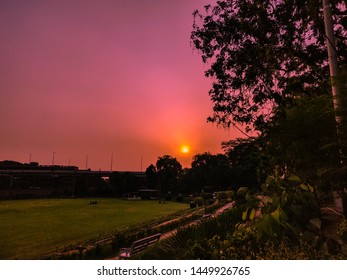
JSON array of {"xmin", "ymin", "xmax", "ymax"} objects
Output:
[{"xmin": 181, "ymin": 145, "xmax": 190, "ymax": 154}]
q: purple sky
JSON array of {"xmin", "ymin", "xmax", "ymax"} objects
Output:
[{"xmin": 0, "ymin": 0, "xmax": 242, "ymax": 171}]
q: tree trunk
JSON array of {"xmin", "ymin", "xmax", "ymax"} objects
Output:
[{"xmin": 322, "ymin": 0, "xmax": 347, "ymax": 216}]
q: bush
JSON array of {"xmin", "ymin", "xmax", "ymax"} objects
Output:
[
  {"xmin": 175, "ymin": 194, "xmax": 183, "ymax": 202},
  {"xmin": 136, "ymin": 174, "xmax": 347, "ymax": 260},
  {"xmin": 202, "ymin": 192, "xmax": 213, "ymax": 201},
  {"xmin": 194, "ymin": 197, "xmax": 204, "ymax": 206},
  {"xmin": 226, "ymin": 190, "xmax": 234, "ymax": 201},
  {"xmin": 204, "ymin": 201, "xmax": 221, "ymax": 214},
  {"xmin": 236, "ymin": 187, "xmax": 248, "ymax": 199},
  {"xmin": 217, "ymin": 191, "xmax": 227, "ymax": 201},
  {"xmin": 135, "ymin": 207, "xmax": 242, "ymax": 260}
]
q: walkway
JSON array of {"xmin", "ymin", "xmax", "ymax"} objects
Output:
[
  {"xmin": 107, "ymin": 201, "xmax": 235, "ymax": 260},
  {"xmin": 161, "ymin": 201, "xmax": 235, "ymax": 239}
]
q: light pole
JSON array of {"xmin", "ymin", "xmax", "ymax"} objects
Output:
[{"xmin": 110, "ymin": 153, "xmax": 114, "ymax": 172}]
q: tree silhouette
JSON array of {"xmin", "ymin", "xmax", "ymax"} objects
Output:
[
  {"xmin": 191, "ymin": 0, "xmax": 347, "ymax": 130},
  {"xmin": 156, "ymin": 155, "xmax": 182, "ymax": 195},
  {"xmin": 145, "ymin": 164, "xmax": 157, "ymax": 188},
  {"xmin": 190, "ymin": 153, "xmax": 232, "ymax": 191}
]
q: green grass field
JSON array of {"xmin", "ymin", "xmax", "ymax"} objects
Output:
[{"xmin": 0, "ymin": 198, "xmax": 187, "ymax": 259}]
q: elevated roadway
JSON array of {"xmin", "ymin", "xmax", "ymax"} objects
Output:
[{"xmin": 0, "ymin": 169, "xmax": 145, "ymax": 178}]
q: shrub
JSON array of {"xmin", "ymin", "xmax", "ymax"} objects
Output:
[
  {"xmin": 236, "ymin": 187, "xmax": 248, "ymax": 199},
  {"xmin": 226, "ymin": 190, "xmax": 234, "ymax": 201},
  {"xmin": 202, "ymin": 192, "xmax": 213, "ymax": 201},
  {"xmin": 217, "ymin": 191, "xmax": 227, "ymax": 201},
  {"xmin": 204, "ymin": 201, "xmax": 220, "ymax": 214},
  {"xmin": 135, "ymin": 207, "xmax": 243, "ymax": 260},
  {"xmin": 175, "ymin": 194, "xmax": 183, "ymax": 202},
  {"xmin": 137, "ymin": 174, "xmax": 347, "ymax": 260},
  {"xmin": 194, "ymin": 197, "xmax": 204, "ymax": 206}
]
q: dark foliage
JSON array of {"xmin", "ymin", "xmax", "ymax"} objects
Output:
[{"xmin": 191, "ymin": 0, "xmax": 347, "ymax": 130}]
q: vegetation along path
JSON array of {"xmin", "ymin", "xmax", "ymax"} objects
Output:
[{"xmin": 107, "ymin": 201, "xmax": 235, "ymax": 260}]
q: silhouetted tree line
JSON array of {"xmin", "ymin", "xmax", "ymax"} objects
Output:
[{"xmin": 143, "ymin": 152, "xmax": 260, "ymax": 198}]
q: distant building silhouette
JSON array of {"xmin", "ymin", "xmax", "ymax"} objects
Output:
[{"xmin": 0, "ymin": 160, "xmax": 147, "ymax": 199}]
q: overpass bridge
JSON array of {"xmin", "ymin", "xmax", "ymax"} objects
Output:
[
  {"xmin": 0, "ymin": 169, "xmax": 145, "ymax": 178},
  {"xmin": 0, "ymin": 168, "xmax": 147, "ymax": 199}
]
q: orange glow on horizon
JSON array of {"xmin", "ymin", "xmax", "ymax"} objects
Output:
[{"xmin": 0, "ymin": 0, "xmax": 244, "ymax": 171}]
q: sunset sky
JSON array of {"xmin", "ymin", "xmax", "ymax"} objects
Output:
[{"xmin": 1, "ymin": 0, "xmax": 243, "ymax": 171}]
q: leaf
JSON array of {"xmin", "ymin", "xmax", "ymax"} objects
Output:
[
  {"xmin": 242, "ymin": 208, "xmax": 249, "ymax": 221},
  {"xmin": 282, "ymin": 221, "xmax": 301, "ymax": 236},
  {"xmin": 235, "ymin": 222, "xmax": 242, "ymax": 229},
  {"xmin": 288, "ymin": 175, "xmax": 301, "ymax": 183},
  {"xmin": 299, "ymin": 183, "xmax": 309, "ymax": 191},
  {"xmin": 319, "ymin": 142, "xmax": 338, "ymax": 151},
  {"xmin": 263, "ymin": 196, "xmax": 273, "ymax": 204},
  {"xmin": 249, "ymin": 208, "xmax": 256, "ymax": 220},
  {"xmin": 271, "ymin": 208, "xmax": 281, "ymax": 224},
  {"xmin": 309, "ymin": 218, "xmax": 322, "ymax": 231},
  {"xmin": 261, "ymin": 183, "xmax": 268, "ymax": 192},
  {"xmin": 299, "ymin": 183, "xmax": 315, "ymax": 192},
  {"xmin": 281, "ymin": 191, "xmax": 288, "ymax": 203},
  {"xmin": 317, "ymin": 167, "xmax": 334, "ymax": 177},
  {"xmin": 257, "ymin": 214, "xmax": 281, "ymax": 238}
]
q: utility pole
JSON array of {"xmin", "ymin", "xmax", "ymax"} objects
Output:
[
  {"xmin": 140, "ymin": 156, "xmax": 143, "ymax": 172},
  {"xmin": 322, "ymin": 0, "xmax": 347, "ymax": 216},
  {"xmin": 72, "ymin": 171, "xmax": 76, "ymax": 199},
  {"xmin": 9, "ymin": 172, "xmax": 13, "ymax": 198},
  {"xmin": 110, "ymin": 153, "xmax": 113, "ymax": 172}
]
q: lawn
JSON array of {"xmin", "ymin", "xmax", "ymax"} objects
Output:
[{"xmin": 0, "ymin": 198, "xmax": 187, "ymax": 259}]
